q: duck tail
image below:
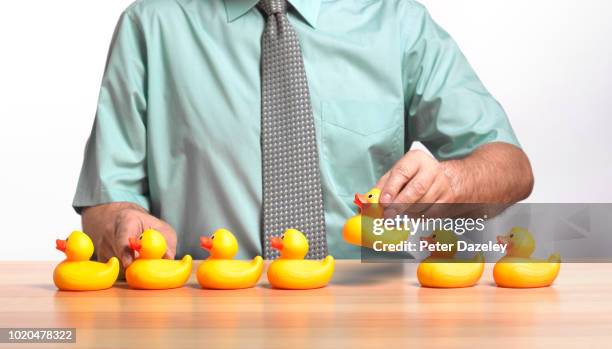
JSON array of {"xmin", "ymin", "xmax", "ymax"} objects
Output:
[
  {"xmin": 252, "ymin": 256, "xmax": 264, "ymax": 266},
  {"xmin": 106, "ymin": 257, "xmax": 120, "ymax": 280},
  {"xmin": 107, "ymin": 256, "xmax": 120, "ymax": 268},
  {"xmin": 548, "ymin": 253, "xmax": 561, "ymax": 263},
  {"xmin": 323, "ymin": 255, "xmax": 335, "ymax": 265},
  {"xmin": 181, "ymin": 254, "xmax": 193, "ymax": 263},
  {"xmin": 252, "ymin": 256, "xmax": 264, "ymax": 276},
  {"xmin": 181, "ymin": 254, "xmax": 193, "ymax": 276}
]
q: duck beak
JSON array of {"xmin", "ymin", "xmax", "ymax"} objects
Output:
[
  {"xmin": 420, "ymin": 236, "xmax": 434, "ymax": 245},
  {"xmin": 271, "ymin": 237, "xmax": 283, "ymax": 251},
  {"xmin": 200, "ymin": 236, "xmax": 213, "ymax": 250},
  {"xmin": 56, "ymin": 239, "xmax": 66, "ymax": 252},
  {"xmin": 128, "ymin": 237, "xmax": 141, "ymax": 252},
  {"xmin": 354, "ymin": 193, "xmax": 366, "ymax": 209}
]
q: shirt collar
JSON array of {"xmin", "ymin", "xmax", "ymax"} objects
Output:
[{"xmin": 224, "ymin": 0, "xmax": 321, "ymax": 28}]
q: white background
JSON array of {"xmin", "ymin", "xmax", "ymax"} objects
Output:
[{"xmin": 0, "ymin": 0, "xmax": 610, "ymax": 260}]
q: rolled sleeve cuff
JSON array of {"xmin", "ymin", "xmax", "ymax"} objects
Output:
[
  {"xmin": 490, "ymin": 130, "xmax": 521, "ymax": 149},
  {"xmin": 72, "ymin": 188, "xmax": 151, "ymax": 214},
  {"xmin": 435, "ymin": 127, "xmax": 522, "ymax": 160}
]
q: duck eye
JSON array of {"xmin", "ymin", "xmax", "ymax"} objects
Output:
[
  {"xmin": 432, "ymin": 234, "xmax": 436, "ymax": 239},
  {"xmin": 368, "ymin": 194, "xmax": 373, "ymax": 198},
  {"xmin": 281, "ymin": 234, "xmax": 285, "ymax": 240},
  {"xmin": 211, "ymin": 235, "xmax": 215, "ymax": 240},
  {"xmin": 510, "ymin": 234, "xmax": 514, "ymax": 238},
  {"xmin": 138, "ymin": 235, "xmax": 143, "ymax": 240}
]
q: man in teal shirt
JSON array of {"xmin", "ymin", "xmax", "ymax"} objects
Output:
[{"xmin": 75, "ymin": 0, "xmax": 533, "ymax": 266}]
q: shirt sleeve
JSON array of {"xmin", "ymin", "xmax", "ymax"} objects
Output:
[
  {"xmin": 72, "ymin": 9, "xmax": 150, "ymax": 213},
  {"xmin": 401, "ymin": 2, "xmax": 520, "ymax": 160}
]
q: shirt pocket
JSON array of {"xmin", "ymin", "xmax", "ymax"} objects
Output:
[{"xmin": 321, "ymin": 100, "xmax": 404, "ymax": 197}]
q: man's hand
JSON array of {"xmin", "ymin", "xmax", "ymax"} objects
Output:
[
  {"xmin": 81, "ymin": 203, "xmax": 177, "ymax": 268},
  {"xmin": 377, "ymin": 143, "xmax": 534, "ymax": 216},
  {"xmin": 377, "ymin": 149, "xmax": 456, "ymax": 217}
]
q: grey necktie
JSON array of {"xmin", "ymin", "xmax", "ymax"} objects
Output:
[{"xmin": 258, "ymin": 0, "xmax": 327, "ymax": 260}]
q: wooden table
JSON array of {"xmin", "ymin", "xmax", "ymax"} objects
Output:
[{"xmin": 1, "ymin": 261, "xmax": 611, "ymax": 348}]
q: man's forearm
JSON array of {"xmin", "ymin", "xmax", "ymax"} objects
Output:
[{"xmin": 441, "ymin": 142, "xmax": 534, "ymax": 203}]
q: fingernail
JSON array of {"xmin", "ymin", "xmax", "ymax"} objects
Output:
[
  {"xmin": 121, "ymin": 258, "xmax": 132, "ymax": 268},
  {"xmin": 381, "ymin": 193, "xmax": 392, "ymax": 204}
]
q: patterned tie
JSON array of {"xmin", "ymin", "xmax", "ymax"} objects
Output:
[{"xmin": 258, "ymin": 0, "xmax": 327, "ymax": 260}]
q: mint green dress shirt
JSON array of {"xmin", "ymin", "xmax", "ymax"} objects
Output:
[{"xmin": 74, "ymin": 0, "xmax": 520, "ymax": 259}]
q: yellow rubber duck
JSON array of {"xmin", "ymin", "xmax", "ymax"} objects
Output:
[
  {"xmin": 197, "ymin": 229, "xmax": 263, "ymax": 289},
  {"xmin": 494, "ymin": 227, "xmax": 560, "ymax": 288},
  {"xmin": 53, "ymin": 230, "xmax": 119, "ymax": 291},
  {"xmin": 267, "ymin": 229, "xmax": 335, "ymax": 290},
  {"xmin": 417, "ymin": 230, "xmax": 484, "ymax": 288},
  {"xmin": 125, "ymin": 229, "xmax": 192, "ymax": 290},
  {"xmin": 342, "ymin": 187, "xmax": 410, "ymax": 248}
]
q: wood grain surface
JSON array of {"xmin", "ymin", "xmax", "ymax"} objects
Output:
[{"xmin": 0, "ymin": 261, "xmax": 611, "ymax": 349}]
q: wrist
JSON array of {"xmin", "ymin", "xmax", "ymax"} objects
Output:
[
  {"xmin": 82, "ymin": 202, "xmax": 147, "ymax": 232},
  {"xmin": 440, "ymin": 160, "xmax": 467, "ymax": 202},
  {"xmin": 84, "ymin": 202, "xmax": 146, "ymax": 215}
]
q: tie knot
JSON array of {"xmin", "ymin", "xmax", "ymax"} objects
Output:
[{"xmin": 258, "ymin": 0, "xmax": 287, "ymax": 16}]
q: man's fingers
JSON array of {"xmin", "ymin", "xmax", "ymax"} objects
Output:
[
  {"xmin": 408, "ymin": 175, "xmax": 447, "ymax": 215},
  {"xmin": 119, "ymin": 248, "xmax": 135, "ymax": 268},
  {"xmin": 376, "ymin": 171, "xmax": 390, "ymax": 190},
  {"xmin": 384, "ymin": 167, "xmax": 436, "ymax": 217},
  {"xmin": 422, "ymin": 201, "xmax": 451, "ymax": 218},
  {"xmin": 114, "ymin": 215, "xmax": 143, "ymax": 268},
  {"xmin": 380, "ymin": 159, "xmax": 420, "ymax": 205},
  {"xmin": 113, "ymin": 230, "xmax": 136, "ymax": 268},
  {"xmin": 113, "ymin": 208, "xmax": 178, "ymax": 265},
  {"xmin": 395, "ymin": 168, "xmax": 436, "ymax": 205},
  {"xmin": 416, "ymin": 173, "xmax": 447, "ymax": 203},
  {"xmin": 111, "ymin": 231, "xmax": 135, "ymax": 268}
]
